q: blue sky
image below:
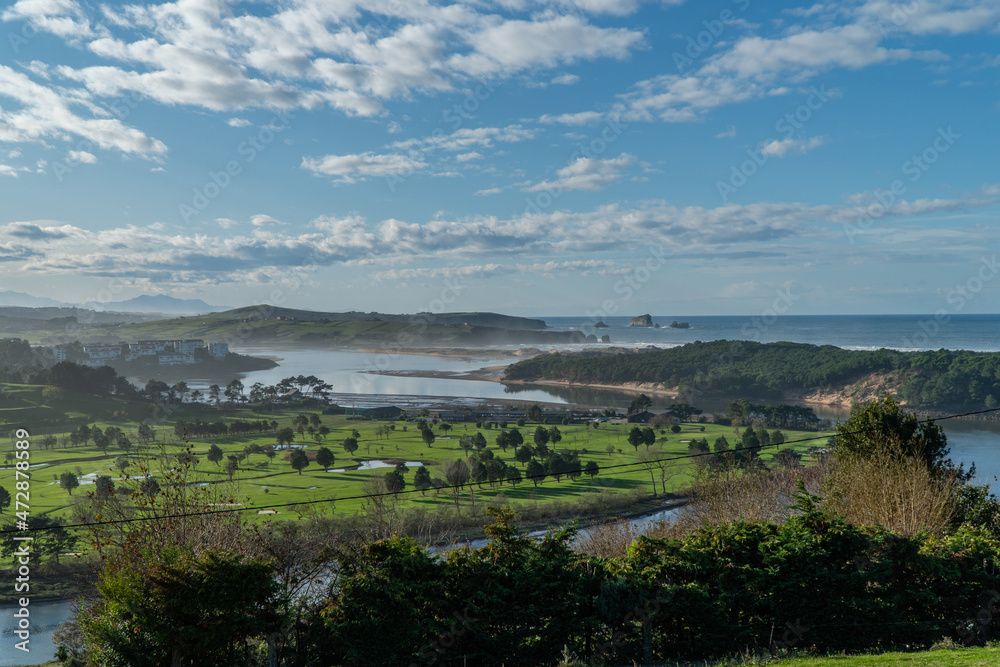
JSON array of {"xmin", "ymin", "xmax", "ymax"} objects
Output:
[{"xmin": 0, "ymin": 0, "xmax": 998, "ymax": 317}]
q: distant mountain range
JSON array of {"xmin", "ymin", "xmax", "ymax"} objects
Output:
[
  {"xmin": 0, "ymin": 291, "xmax": 228, "ymax": 314},
  {"xmin": 0, "ymin": 290, "xmax": 67, "ymax": 308},
  {"xmin": 82, "ymin": 295, "xmax": 230, "ymax": 314}
]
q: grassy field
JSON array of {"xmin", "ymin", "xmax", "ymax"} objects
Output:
[
  {"xmin": 25, "ymin": 646, "xmax": 1000, "ymax": 667},
  {"xmin": 760, "ymin": 645, "xmax": 1000, "ymax": 666},
  {"xmin": 0, "ymin": 382, "xmax": 832, "ymax": 527}
]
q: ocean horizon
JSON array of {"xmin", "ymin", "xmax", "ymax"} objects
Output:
[{"xmin": 538, "ymin": 314, "xmax": 1000, "ymax": 353}]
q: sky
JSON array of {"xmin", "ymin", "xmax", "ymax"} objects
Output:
[{"xmin": 0, "ymin": 0, "xmax": 998, "ymax": 317}]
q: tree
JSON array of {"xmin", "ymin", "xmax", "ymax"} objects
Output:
[
  {"xmin": 525, "ymin": 404, "xmax": 543, "ymax": 421},
  {"xmin": 775, "ymin": 448, "xmax": 803, "ymax": 469},
  {"xmin": 94, "ymin": 475, "xmax": 115, "ymax": 501},
  {"xmin": 421, "ymin": 428, "xmax": 435, "ymax": 447},
  {"xmin": 172, "ymin": 381, "xmax": 189, "ymax": 403},
  {"xmin": 137, "ymin": 423, "xmax": 155, "ymax": 444},
  {"xmin": 224, "ymin": 456, "xmax": 239, "ymax": 482},
  {"xmin": 641, "ymin": 426, "xmax": 656, "ymax": 450},
  {"xmin": 508, "ymin": 428, "xmax": 524, "ymax": 449},
  {"xmin": 496, "ymin": 431, "xmax": 510, "ymax": 452},
  {"xmin": 276, "ymin": 427, "xmax": 296, "ymax": 448},
  {"xmin": 473, "ymin": 432, "xmax": 487, "ymax": 450},
  {"xmin": 627, "ymin": 426, "xmax": 643, "ymax": 452},
  {"xmin": 413, "ymin": 465, "xmax": 432, "ymax": 495},
  {"xmin": 505, "ymin": 467, "xmax": 522, "ymax": 487},
  {"xmin": 547, "ymin": 426, "xmax": 562, "ymax": 444},
  {"xmin": 315, "ymin": 447, "xmax": 335, "ymax": 472},
  {"xmin": 0, "ymin": 487, "xmax": 10, "ymax": 513},
  {"xmin": 584, "ymin": 460, "xmax": 599, "ymax": 480},
  {"xmin": 114, "ymin": 456, "xmax": 130, "ymax": 475},
  {"xmin": 470, "ymin": 461, "xmax": 488, "ymax": 488},
  {"xmin": 289, "ymin": 449, "xmax": 309, "ymax": 475},
  {"xmin": 92, "ymin": 428, "xmax": 110, "ymax": 454},
  {"xmin": 771, "ymin": 430, "xmax": 786, "ymax": 445},
  {"xmin": 834, "ymin": 393, "xmax": 950, "ymax": 472},
  {"xmin": 628, "ymin": 393, "xmax": 652, "ymax": 415},
  {"xmin": 515, "ymin": 444, "xmax": 533, "ymax": 466},
  {"xmin": 342, "ymin": 437, "xmax": 359, "ymax": 455},
  {"xmin": 140, "ymin": 476, "xmax": 161, "ymax": 497},
  {"xmin": 444, "ymin": 460, "xmax": 470, "ymax": 506},
  {"xmin": 636, "ymin": 449, "xmax": 660, "ymax": 497},
  {"xmin": 384, "ymin": 469, "xmax": 405, "ymax": 495},
  {"xmin": 80, "ymin": 550, "xmax": 280, "ymax": 666},
  {"xmin": 60, "ymin": 471, "xmax": 79, "ymax": 496},
  {"xmin": 293, "ymin": 414, "xmax": 309, "ymax": 434},
  {"xmin": 533, "ymin": 426, "xmax": 549, "ymax": 448},
  {"xmin": 525, "ymin": 459, "xmax": 546, "ymax": 487},
  {"xmin": 208, "ymin": 383, "xmax": 221, "ymax": 407},
  {"xmin": 207, "ymin": 444, "xmax": 223, "ymax": 467},
  {"xmin": 224, "ymin": 379, "xmax": 245, "ymax": 404}
]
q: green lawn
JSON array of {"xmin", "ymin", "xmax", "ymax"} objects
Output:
[
  {"xmin": 760, "ymin": 646, "xmax": 1000, "ymax": 666},
  {"xmin": 0, "ymin": 382, "xmax": 832, "ymax": 526}
]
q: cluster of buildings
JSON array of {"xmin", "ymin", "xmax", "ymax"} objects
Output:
[{"xmin": 52, "ymin": 339, "xmax": 229, "ymax": 368}]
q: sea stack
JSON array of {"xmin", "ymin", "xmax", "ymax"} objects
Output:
[{"xmin": 628, "ymin": 314, "xmax": 654, "ymax": 327}]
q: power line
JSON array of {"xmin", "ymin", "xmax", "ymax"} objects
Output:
[{"xmin": 3, "ymin": 406, "xmax": 992, "ymax": 536}]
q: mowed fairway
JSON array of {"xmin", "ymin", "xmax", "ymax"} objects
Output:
[{"xmin": 0, "ymin": 382, "xmax": 833, "ymax": 523}]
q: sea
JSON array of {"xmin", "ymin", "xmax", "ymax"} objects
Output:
[{"xmin": 7, "ymin": 314, "xmax": 1000, "ymax": 665}]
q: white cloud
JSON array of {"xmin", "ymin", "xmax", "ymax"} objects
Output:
[
  {"xmin": 0, "ymin": 190, "xmax": 988, "ymax": 285},
  {"xmin": 715, "ymin": 125, "xmax": 737, "ymax": 139},
  {"xmin": 250, "ymin": 214, "xmax": 286, "ymax": 226},
  {"xmin": 0, "ymin": 65, "xmax": 167, "ymax": 156},
  {"xmin": 392, "ymin": 124, "xmax": 538, "ymax": 152},
  {"xmin": 0, "ymin": 164, "xmax": 25, "ymax": 177},
  {"xmin": 300, "ymin": 152, "xmax": 428, "ymax": 183},
  {"xmin": 538, "ymin": 111, "xmax": 608, "ymax": 125},
  {"xmin": 1, "ymin": 0, "xmax": 95, "ymax": 39},
  {"xmin": 759, "ymin": 136, "xmax": 826, "ymax": 158},
  {"xmin": 455, "ymin": 151, "xmax": 483, "ymax": 162},
  {"xmin": 227, "ymin": 118, "xmax": 252, "ymax": 127},
  {"xmin": 11, "ymin": 0, "xmax": 646, "ymax": 125},
  {"xmin": 551, "ymin": 73, "xmax": 580, "ymax": 85},
  {"xmin": 67, "ymin": 150, "xmax": 97, "ymax": 164},
  {"xmin": 525, "ymin": 153, "xmax": 637, "ymax": 192}
]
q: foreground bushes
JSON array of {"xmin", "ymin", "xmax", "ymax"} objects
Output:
[{"xmin": 70, "ymin": 500, "xmax": 1000, "ymax": 666}]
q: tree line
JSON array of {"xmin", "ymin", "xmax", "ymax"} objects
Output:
[{"xmin": 504, "ymin": 340, "xmax": 1000, "ymax": 411}]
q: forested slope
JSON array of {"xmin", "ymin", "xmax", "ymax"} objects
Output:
[{"xmin": 504, "ymin": 340, "xmax": 1000, "ymax": 411}]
